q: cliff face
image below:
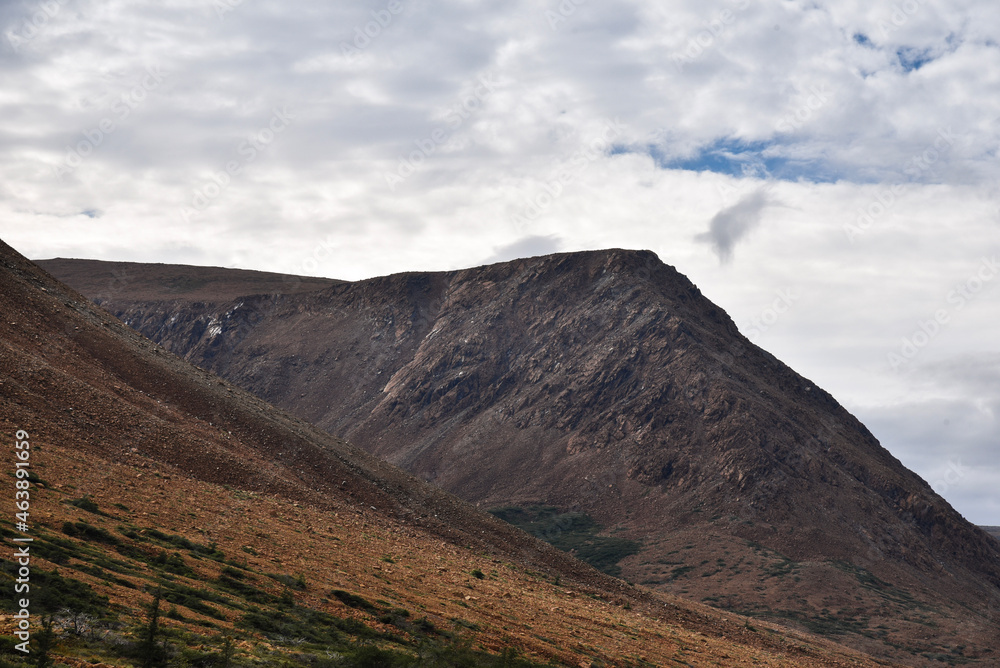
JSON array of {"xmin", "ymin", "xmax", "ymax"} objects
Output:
[
  {"xmin": 15, "ymin": 242, "xmax": 906, "ymax": 668},
  {"xmin": 40, "ymin": 250, "xmax": 1000, "ymax": 665}
]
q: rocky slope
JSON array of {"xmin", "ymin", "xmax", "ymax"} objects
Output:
[
  {"xmin": 0, "ymin": 241, "xmax": 903, "ymax": 666},
  {"xmin": 39, "ymin": 250, "xmax": 1000, "ymax": 665}
]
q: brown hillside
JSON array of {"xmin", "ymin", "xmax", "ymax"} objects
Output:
[
  {"xmin": 0, "ymin": 243, "xmax": 897, "ymax": 666},
  {"xmin": 38, "ymin": 250, "xmax": 1000, "ymax": 666}
]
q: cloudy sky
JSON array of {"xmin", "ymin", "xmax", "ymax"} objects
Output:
[{"xmin": 1, "ymin": 0, "xmax": 998, "ymax": 524}]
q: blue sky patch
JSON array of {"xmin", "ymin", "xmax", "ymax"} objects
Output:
[
  {"xmin": 643, "ymin": 137, "xmax": 842, "ymax": 183},
  {"xmin": 897, "ymin": 46, "xmax": 935, "ymax": 72}
]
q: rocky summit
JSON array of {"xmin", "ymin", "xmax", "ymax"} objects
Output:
[
  {"xmin": 1, "ymin": 239, "xmax": 912, "ymax": 667},
  {"xmin": 41, "ymin": 249, "xmax": 1000, "ymax": 665}
]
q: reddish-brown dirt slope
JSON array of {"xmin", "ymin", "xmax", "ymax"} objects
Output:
[
  {"xmin": 1, "ymin": 243, "xmax": 902, "ymax": 667},
  {"xmin": 39, "ymin": 250, "xmax": 1000, "ymax": 666}
]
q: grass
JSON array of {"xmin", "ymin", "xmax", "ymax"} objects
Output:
[
  {"xmin": 488, "ymin": 505, "xmax": 641, "ymax": 577},
  {"xmin": 155, "ymin": 580, "xmax": 233, "ymax": 619},
  {"xmin": 30, "ymin": 533, "xmax": 86, "ymax": 564},
  {"xmin": 136, "ymin": 527, "xmax": 227, "ymax": 560},
  {"xmin": 62, "ymin": 520, "xmax": 120, "ymax": 545},
  {"xmin": 67, "ymin": 495, "xmax": 101, "ymax": 514},
  {"xmin": 0, "ymin": 558, "xmax": 111, "ymax": 617},
  {"xmin": 331, "ymin": 589, "xmax": 377, "ymax": 612},
  {"xmin": 0, "ymin": 522, "xmax": 549, "ymax": 668},
  {"xmin": 215, "ymin": 573, "xmax": 276, "ymax": 605},
  {"xmin": 734, "ymin": 604, "xmax": 871, "ymax": 638},
  {"xmin": 762, "ymin": 557, "xmax": 798, "ymax": 579},
  {"xmin": 266, "ymin": 571, "xmax": 307, "ymax": 589},
  {"xmin": 829, "ymin": 560, "xmax": 926, "ymax": 610}
]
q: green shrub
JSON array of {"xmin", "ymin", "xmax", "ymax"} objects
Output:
[
  {"xmin": 267, "ymin": 572, "xmax": 306, "ymax": 590},
  {"xmin": 150, "ymin": 551, "xmax": 195, "ymax": 577},
  {"xmin": 155, "ymin": 581, "xmax": 231, "ymax": 620},
  {"xmin": 339, "ymin": 645, "xmax": 415, "ymax": 667},
  {"xmin": 136, "ymin": 589, "xmax": 166, "ymax": 668},
  {"xmin": 31, "ymin": 615, "xmax": 55, "ymax": 668},
  {"xmin": 413, "ymin": 617, "xmax": 438, "ymax": 635},
  {"xmin": 69, "ymin": 496, "xmax": 100, "ymax": 513},
  {"xmin": 61, "ymin": 521, "xmax": 120, "ymax": 545},
  {"xmin": 332, "ymin": 589, "xmax": 376, "ymax": 612},
  {"xmin": 487, "ymin": 505, "xmax": 641, "ymax": 577},
  {"xmin": 239, "ymin": 606, "xmax": 359, "ymax": 645},
  {"xmin": 31, "ymin": 536, "xmax": 80, "ymax": 564},
  {"xmin": 220, "ymin": 565, "xmax": 246, "ymax": 579},
  {"xmin": 118, "ymin": 526, "xmax": 141, "ymax": 539},
  {"xmin": 0, "ymin": 567, "xmax": 112, "ymax": 617},
  {"xmin": 140, "ymin": 529, "xmax": 224, "ymax": 560},
  {"xmin": 377, "ymin": 607, "xmax": 412, "ymax": 628},
  {"xmin": 215, "ymin": 574, "xmax": 275, "ymax": 605}
]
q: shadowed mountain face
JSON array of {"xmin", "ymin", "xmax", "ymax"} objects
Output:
[
  {"xmin": 41, "ymin": 250, "xmax": 1000, "ymax": 665},
  {"xmin": 2, "ymin": 242, "xmax": 904, "ymax": 667}
]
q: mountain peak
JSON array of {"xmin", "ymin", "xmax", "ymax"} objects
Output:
[
  {"xmin": 458, "ymin": 248, "xmax": 677, "ymax": 288},
  {"xmin": 41, "ymin": 251, "xmax": 1000, "ymax": 665}
]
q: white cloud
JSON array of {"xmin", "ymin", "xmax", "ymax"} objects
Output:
[
  {"xmin": 483, "ymin": 235, "xmax": 564, "ymax": 264},
  {"xmin": 695, "ymin": 188, "xmax": 774, "ymax": 262},
  {"xmin": 2, "ymin": 0, "xmax": 1000, "ymax": 522}
]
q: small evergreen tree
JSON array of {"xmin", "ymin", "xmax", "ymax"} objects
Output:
[
  {"xmin": 138, "ymin": 588, "xmax": 166, "ymax": 668},
  {"xmin": 32, "ymin": 615, "xmax": 55, "ymax": 668},
  {"xmin": 218, "ymin": 634, "xmax": 236, "ymax": 668}
]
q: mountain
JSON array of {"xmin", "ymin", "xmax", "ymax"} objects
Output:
[
  {"xmin": 39, "ymin": 250, "xmax": 1000, "ymax": 666},
  {"xmin": 0, "ymin": 244, "xmax": 896, "ymax": 667}
]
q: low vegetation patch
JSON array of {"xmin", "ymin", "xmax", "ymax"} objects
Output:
[
  {"xmin": 830, "ymin": 560, "xmax": 925, "ymax": 609},
  {"xmin": 62, "ymin": 521, "xmax": 120, "ymax": 545},
  {"xmin": 332, "ymin": 589, "xmax": 377, "ymax": 612},
  {"xmin": 488, "ymin": 505, "xmax": 641, "ymax": 577},
  {"xmin": 67, "ymin": 496, "xmax": 101, "ymax": 514},
  {"xmin": 0, "ymin": 558, "xmax": 111, "ymax": 617}
]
